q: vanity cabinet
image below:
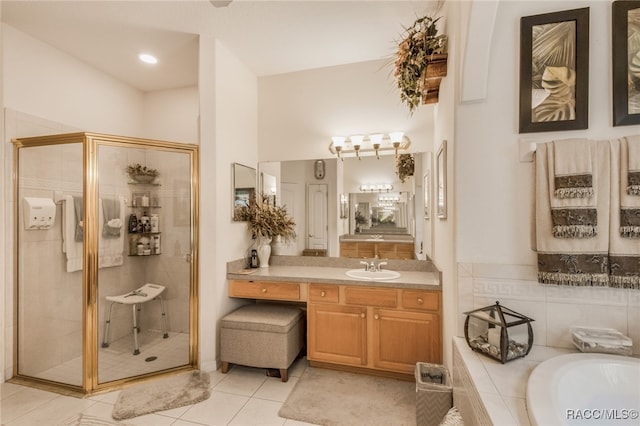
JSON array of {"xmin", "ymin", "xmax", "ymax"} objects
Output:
[
  {"xmin": 340, "ymin": 241, "xmax": 415, "ymax": 260},
  {"xmin": 307, "ymin": 284, "xmax": 441, "ymax": 377}
]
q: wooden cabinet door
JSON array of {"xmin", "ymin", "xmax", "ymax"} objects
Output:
[
  {"xmin": 371, "ymin": 308, "xmax": 441, "ymax": 373},
  {"xmin": 307, "ymin": 303, "xmax": 367, "ymax": 366},
  {"xmin": 339, "ymin": 242, "xmax": 359, "ymax": 258}
]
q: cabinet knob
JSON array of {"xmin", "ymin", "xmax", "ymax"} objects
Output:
[
  {"xmin": 417, "ymin": 298, "xmax": 424, "ymax": 305},
  {"xmin": 320, "ymin": 291, "xmax": 326, "ymax": 297},
  {"xmin": 360, "ymin": 312, "xmax": 365, "ymax": 318},
  {"xmin": 374, "ymin": 314, "xmax": 380, "ymax": 320},
  {"xmin": 261, "ymin": 288, "xmax": 267, "ymax": 293}
]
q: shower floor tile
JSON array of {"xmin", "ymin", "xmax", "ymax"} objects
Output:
[{"xmin": 32, "ymin": 331, "xmax": 190, "ymax": 385}]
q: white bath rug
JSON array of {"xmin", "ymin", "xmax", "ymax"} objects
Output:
[{"xmin": 111, "ymin": 370, "xmax": 211, "ymax": 420}]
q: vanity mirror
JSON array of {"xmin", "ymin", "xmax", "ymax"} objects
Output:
[
  {"xmin": 259, "ymin": 153, "xmax": 427, "ymax": 258},
  {"xmin": 232, "ymin": 163, "xmax": 256, "ymax": 221}
]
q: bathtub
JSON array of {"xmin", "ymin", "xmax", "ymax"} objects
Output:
[{"xmin": 527, "ymin": 353, "xmax": 640, "ymax": 425}]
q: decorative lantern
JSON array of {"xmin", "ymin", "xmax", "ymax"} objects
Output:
[{"xmin": 463, "ymin": 301, "xmax": 534, "ymax": 364}]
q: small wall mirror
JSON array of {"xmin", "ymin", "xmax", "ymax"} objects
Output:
[{"xmin": 232, "ymin": 163, "xmax": 256, "ymax": 221}]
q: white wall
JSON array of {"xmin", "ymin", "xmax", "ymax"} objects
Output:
[
  {"xmin": 201, "ymin": 37, "xmax": 259, "ymax": 371},
  {"xmin": 2, "ymin": 25, "xmax": 144, "ymax": 137},
  {"xmin": 258, "ymin": 59, "xmax": 433, "ymax": 162},
  {"xmin": 455, "ymin": 1, "xmax": 640, "ymax": 355},
  {"xmin": 143, "ymin": 87, "xmax": 199, "ymax": 144}
]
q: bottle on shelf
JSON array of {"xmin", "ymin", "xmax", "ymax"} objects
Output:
[
  {"xmin": 150, "ymin": 214, "xmax": 159, "ymax": 233},
  {"xmin": 140, "ymin": 212, "xmax": 150, "ymax": 233},
  {"xmin": 154, "ymin": 235, "xmax": 161, "ymax": 254},
  {"xmin": 128, "ymin": 213, "xmax": 138, "ymax": 233}
]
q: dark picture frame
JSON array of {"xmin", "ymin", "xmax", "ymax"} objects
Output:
[
  {"xmin": 519, "ymin": 8, "xmax": 590, "ymax": 133},
  {"xmin": 613, "ymin": 1, "xmax": 640, "ymax": 126}
]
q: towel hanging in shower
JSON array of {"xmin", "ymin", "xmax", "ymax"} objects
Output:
[
  {"xmin": 73, "ymin": 196, "xmax": 84, "ymax": 242},
  {"xmin": 102, "ymin": 197, "xmax": 122, "ymax": 238}
]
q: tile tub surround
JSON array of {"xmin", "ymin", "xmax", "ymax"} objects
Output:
[
  {"xmin": 452, "ymin": 337, "xmax": 576, "ymax": 426},
  {"xmin": 457, "ymin": 263, "xmax": 640, "ymax": 356},
  {"xmin": 227, "ymin": 255, "xmax": 441, "ymax": 289}
]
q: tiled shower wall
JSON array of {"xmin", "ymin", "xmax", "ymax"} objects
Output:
[{"xmin": 457, "ymin": 263, "xmax": 640, "ymax": 355}]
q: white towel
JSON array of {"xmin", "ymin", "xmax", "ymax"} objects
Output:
[
  {"xmin": 98, "ymin": 197, "xmax": 125, "ymax": 269},
  {"xmin": 62, "ymin": 195, "xmax": 83, "ymax": 272},
  {"xmin": 552, "ymin": 138, "xmax": 594, "ymax": 199},
  {"xmin": 610, "ymin": 138, "xmax": 640, "ymax": 289},
  {"xmin": 547, "ymin": 139, "xmax": 598, "ymax": 238},
  {"xmin": 535, "ymin": 141, "xmax": 610, "ymax": 287},
  {"xmin": 627, "ymin": 135, "xmax": 640, "ymax": 195}
]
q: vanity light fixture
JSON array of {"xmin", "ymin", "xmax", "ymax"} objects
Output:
[
  {"xmin": 328, "ymin": 133, "xmax": 411, "ymax": 159},
  {"xmin": 360, "ymin": 183, "xmax": 393, "ymax": 192},
  {"xmin": 369, "ymin": 133, "xmax": 383, "ymax": 159},
  {"xmin": 139, "ymin": 53, "xmax": 158, "ymax": 64},
  {"xmin": 350, "ymin": 135, "xmax": 364, "ymax": 159},
  {"xmin": 331, "ymin": 136, "xmax": 346, "ymax": 161},
  {"xmin": 389, "ymin": 131, "xmax": 405, "ymax": 158}
]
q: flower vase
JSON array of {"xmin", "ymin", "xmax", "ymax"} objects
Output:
[{"xmin": 257, "ymin": 236, "xmax": 272, "ymax": 268}]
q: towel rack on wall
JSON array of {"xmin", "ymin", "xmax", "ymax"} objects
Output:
[{"xmin": 519, "ymin": 139, "xmax": 539, "ymax": 163}]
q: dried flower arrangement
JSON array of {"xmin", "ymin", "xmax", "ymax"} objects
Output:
[
  {"xmin": 235, "ymin": 193, "xmax": 296, "ymax": 242},
  {"xmin": 396, "ymin": 154, "xmax": 415, "ymax": 183},
  {"xmin": 394, "ymin": 13, "xmax": 448, "ymax": 113},
  {"xmin": 126, "ymin": 163, "xmax": 159, "ymax": 183}
]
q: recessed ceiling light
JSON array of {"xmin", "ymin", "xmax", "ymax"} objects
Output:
[{"xmin": 138, "ymin": 53, "xmax": 158, "ymax": 64}]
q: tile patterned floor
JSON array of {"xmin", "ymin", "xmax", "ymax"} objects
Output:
[{"xmin": 1, "ymin": 357, "xmax": 317, "ymax": 426}]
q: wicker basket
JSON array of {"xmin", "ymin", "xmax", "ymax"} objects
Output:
[{"xmin": 415, "ymin": 362, "xmax": 453, "ymax": 426}]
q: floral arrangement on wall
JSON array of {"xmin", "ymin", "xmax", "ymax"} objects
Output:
[{"xmin": 394, "ymin": 13, "xmax": 448, "ymax": 113}]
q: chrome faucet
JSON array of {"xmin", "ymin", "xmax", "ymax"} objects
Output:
[
  {"xmin": 377, "ymin": 261, "xmax": 388, "ymax": 271},
  {"xmin": 369, "ymin": 261, "xmax": 376, "ymax": 271},
  {"xmin": 359, "ymin": 260, "xmax": 370, "ymax": 271}
]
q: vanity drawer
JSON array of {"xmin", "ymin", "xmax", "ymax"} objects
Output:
[
  {"xmin": 229, "ymin": 280, "xmax": 301, "ymax": 301},
  {"xmin": 402, "ymin": 290, "xmax": 439, "ymax": 311},
  {"xmin": 344, "ymin": 287, "xmax": 397, "ymax": 308},
  {"xmin": 309, "ymin": 284, "xmax": 339, "ymax": 303}
]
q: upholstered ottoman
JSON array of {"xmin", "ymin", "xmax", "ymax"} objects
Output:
[{"xmin": 220, "ymin": 303, "xmax": 304, "ymax": 382}]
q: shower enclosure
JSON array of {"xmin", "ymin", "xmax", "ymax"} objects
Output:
[{"xmin": 12, "ymin": 132, "xmax": 199, "ymax": 395}]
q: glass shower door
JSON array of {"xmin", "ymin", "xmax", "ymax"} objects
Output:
[
  {"xmin": 96, "ymin": 142, "xmax": 196, "ymax": 385},
  {"xmin": 16, "ymin": 142, "xmax": 84, "ymax": 387}
]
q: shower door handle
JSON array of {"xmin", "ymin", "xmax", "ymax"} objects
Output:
[{"xmin": 184, "ymin": 253, "xmax": 192, "ymax": 263}]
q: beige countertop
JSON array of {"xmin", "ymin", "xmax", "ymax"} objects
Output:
[{"xmin": 227, "ymin": 256, "xmax": 440, "ymax": 290}]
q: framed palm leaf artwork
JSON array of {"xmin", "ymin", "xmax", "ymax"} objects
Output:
[
  {"xmin": 613, "ymin": 1, "xmax": 640, "ymax": 126},
  {"xmin": 519, "ymin": 8, "xmax": 590, "ymax": 133}
]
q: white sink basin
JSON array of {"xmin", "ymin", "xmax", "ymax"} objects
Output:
[{"xmin": 345, "ymin": 269, "xmax": 401, "ymax": 281}]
